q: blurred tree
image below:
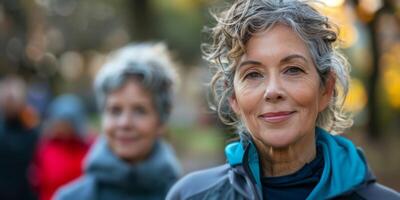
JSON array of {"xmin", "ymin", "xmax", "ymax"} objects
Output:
[
  {"xmin": 126, "ymin": 0, "xmax": 157, "ymax": 40},
  {"xmin": 316, "ymin": 0, "xmax": 399, "ymax": 138},
  {"xmin": 0, "ymin": 0, "xmax": 29, "ymax": 76},
  {"xmin": 351, "ymin": 0, "xmax": 400, "ymax": 138}
]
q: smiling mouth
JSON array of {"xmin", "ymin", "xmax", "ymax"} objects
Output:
[
  {"xmin": 115, "ymin": 135, "xmax": 140, "ymax": 144},
  {"xmin": 259, "ymin": 111, "xmax": 296, "ymax": 123}
]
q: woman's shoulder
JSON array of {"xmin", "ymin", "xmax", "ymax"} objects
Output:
[
  {"xmin": 166, "ymin": 164, "xmax": 232, "ymax": 200},
  {"xmin": 53, "ymin": 176, "xmax": 96, "ymax": 200},
  {"xmin": 354, "ymin": 182, "xmax": 400, "ymax": 200}
]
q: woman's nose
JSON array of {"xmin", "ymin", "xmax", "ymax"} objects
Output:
[
  {"xmin": 263, "ymin": 76, "xmax": 284, "ymax": 102},
  {"xmin": 117, "ymin": 112, "xmax": 133, "ymax": 128}
]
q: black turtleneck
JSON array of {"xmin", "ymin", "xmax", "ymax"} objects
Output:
[{"xmin": 262, "ymin": 145, "xmax": 324, "ymax": 200}]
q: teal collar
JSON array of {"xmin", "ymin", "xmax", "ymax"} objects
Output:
[{"xmin": 308, "ymin": 128, "xmax": 367, "ymax": 199}]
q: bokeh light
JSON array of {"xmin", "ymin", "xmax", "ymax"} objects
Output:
[
  {"xmin": 318, "ymin": 4, "xmax": 359, "ymax": 48},
  {"xmin": 322, "ymin": 0, "xmax": 346, "ymax": 7},
  {"xmin": 382, "ymin": 43, "xmax": 400, "ymax": 109},
  {"xmin": 359, "ymin": 0, "xmax": 382, "ymax": 14},
  {"xmin": 59, "ymin": 51, "xmax": 84, "ymax": 81},
  {"xmin": 344, "ymin": 78, "xmax": 368, "ymax": 113}
]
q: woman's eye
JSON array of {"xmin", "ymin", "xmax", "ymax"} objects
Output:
[
  {"xmin": 244, "ymin": 71, "xmax": 263, "ymax": 80},
  {"xmin": 285, "ymin": 66, "xmax": 304, "ymax": 75},
  {"xmin": 108, "ymin": 106, "xmax": 122, "ymax": 116},
  {"xmin": 133, "ymin": 106, "xmax": 147, "ymax": 116}
]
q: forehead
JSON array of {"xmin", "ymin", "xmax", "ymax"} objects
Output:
[
  {"xmin": 243, "ymin": 24, "xmax": 311, "ymax": 60},
  {"xmin": 106, "ymin": 79, "xmax": 153, "ymax": 105}
]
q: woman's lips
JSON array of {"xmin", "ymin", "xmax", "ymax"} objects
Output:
[
  {"xmin": 115, "ymin": 135, "xmax": 140, "ymax": 144},
  {"xmin": 259, "ymin": 111, "xmax": 296, "ymax": 123}
]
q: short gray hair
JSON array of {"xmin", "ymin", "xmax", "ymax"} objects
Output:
[
  {"xmin": 94, "ymin": 43, "xmax": 178, "ymax": 124},
  {"xmin": 203, "ymin": 0, "xmax": 352, "ymax": 134}
]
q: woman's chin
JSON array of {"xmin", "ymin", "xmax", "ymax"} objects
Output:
[
  {"xmin": 264, "ymin": 140, "xmax": 294, "ymax": 149},
  {"xmin": 113, "ymin": 147, "xmax": 148, "ymax": 163}
]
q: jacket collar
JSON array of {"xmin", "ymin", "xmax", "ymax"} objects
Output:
[
  {"xmin": 225, "ymin": 136, "xmax": 262, "ymax": 199},
  {"xmin": 84, "ymin": 136, "xmax": 181, "ymax": 191},
  {"xmin": 225, "ymin": 127, "xmax": 369, "ymax": 200}
]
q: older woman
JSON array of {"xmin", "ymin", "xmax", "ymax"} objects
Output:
[
  {"xmin": 167, "ymin": 0, "xmax": 399, "ymax": 199},
  {"xmin": 55, "ymin": 43, "xmax": 182, "ymax": 200}
]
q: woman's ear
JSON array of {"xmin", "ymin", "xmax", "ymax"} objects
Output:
[
  {"xmin": 229, "ymin": 93, "xmax": 241, "ymax": 116},
  {"xmin": 319, "ymin": 72, "xmax": 336, "ymax": 112},
  {"xmin": 157, "ymin": 124, "xmax": 167, "ymax": 137}
]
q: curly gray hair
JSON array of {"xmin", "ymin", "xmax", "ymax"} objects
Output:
[
  {"xmin": 203, "ymin": 0, "xmax": 352, "ymax": 134},
  {"xmin": 94, "ymin": 43, "xmax": 179, "ymax": 124}
]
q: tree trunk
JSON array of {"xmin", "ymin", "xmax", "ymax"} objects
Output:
[
  {"xmin": 127, "ymin": 0, "xmax": 157, "ymax": 41},
  {"xmin": 366, "ymin": 15, "xmax": 380, "ymax": 139}
]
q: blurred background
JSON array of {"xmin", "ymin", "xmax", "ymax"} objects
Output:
[{"xmin": 0, "ymin": 0, "xmax": 399, "ymax": 195}]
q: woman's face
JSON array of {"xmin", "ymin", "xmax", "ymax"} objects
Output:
[
  {"xmin": 103, "ymin": 79, "xmax": 163, "ymax": 163},
  {"xmin": 230, "ymin": 24, "xmax": 333, "ymax": 148},
  {"xmin": 47, "ymin": 120, "xmax": 76, "ymax": 139}
]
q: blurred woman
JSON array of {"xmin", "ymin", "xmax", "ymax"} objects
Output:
[
  {"xmin": 31, "ymin": 94, "xmax": 91, "ymax": 200},
  {"xmin": 55, "ymin": 43, "xmax": 182, "ymax": 200},
  {"xmin": 167, "ymin": 0, "xmax": 400, "ymax": 199}
]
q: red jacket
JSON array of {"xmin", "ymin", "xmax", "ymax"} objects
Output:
[{"xmin": 32, "ymin": 137, "xmax": 90, "ymax": 200}]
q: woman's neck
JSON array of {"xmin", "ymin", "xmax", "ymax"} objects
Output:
[{"xmin": 255, "ymin": 132, "xmax": 316, "ymax": 177}]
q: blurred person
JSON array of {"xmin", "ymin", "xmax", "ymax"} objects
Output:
[
  {"xmin": 167, "ymin": 0, "xmax": 400, "ymax": 199},
  {"xmin": 0, "ymin": 75, "xmax": 40, "ymax": 200},
  {"xmin": 54, "ymin": 43, "xmax": 182, "ymax": 200},
  {"xmin": 31, "ymin": 94, "xmax": 91, "ymax": 200},
  {"xmin": 27, "ymin": 81, "xmax": 52, "ymax": 118}
]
